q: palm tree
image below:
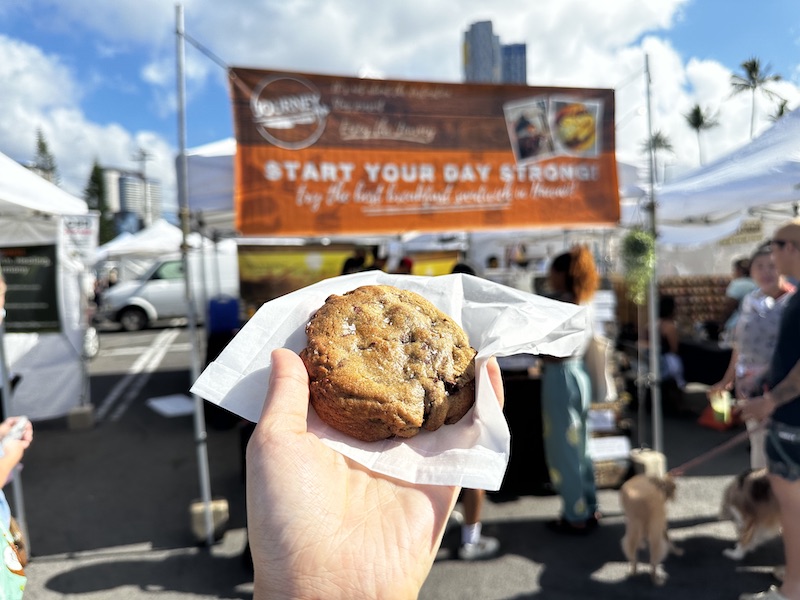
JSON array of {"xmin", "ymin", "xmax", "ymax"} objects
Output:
[
  {"xmin": 684, "ymin": 104, "xmax": 719, "ymax": 165},
  {"xmin": 641, "ymin": 130, "xmax": 674, "ymax": 184},
  {"xmin": 731, "ymin": 57, "xmax": 782, "ymax": 139},
  {"xmin": 769, "ymin": 99, "xmax": 791, "ymax": 122}
]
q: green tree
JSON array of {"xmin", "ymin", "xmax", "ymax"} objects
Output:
[
  {"xmin": 641, "ymin": 130, "xmax": 674, "ymax": 184},
  {"xmin": 684, "ymin": 104, "xmax": 719, "ymax": 166},
  {"xmin": 84, "ymin": 161, "xmax": 115, "ymax": 244},
  {"xmin": 33, "ymin": 128, "xmax": 59, "ymax": 184},
  {"xmin": 769, "ymin": 99, "xmax": 791, "ymax": 122},
  {"xmin": 730, "ymin": 57, "xmax": 782, "ymax": 139}
]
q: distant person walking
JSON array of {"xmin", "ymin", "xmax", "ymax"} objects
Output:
[
  {"xmin": 449, "ymin": 261, "xmax": 500, "ymax": 560},
  {"xmin": 540, "ymin": 245, "xmax": 600, "ymax": 534}
]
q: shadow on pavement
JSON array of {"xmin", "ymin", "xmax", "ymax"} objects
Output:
[
  {"xmin": 440, "ymin": 515, "xmax": 783, "ymax": 600},
  {"xmin": 43, "ymin": 550, "xmax": 253, "ymax": 598}
]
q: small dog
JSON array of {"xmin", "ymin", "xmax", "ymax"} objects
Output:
[
  {"xmin": 719, "ymin": 468, "xmax": 781, "ymax": 559},
  {"xmin": 620, "ymin": 474, "xmax": 683, "ymax": 586}
]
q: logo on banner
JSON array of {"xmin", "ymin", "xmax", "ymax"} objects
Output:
[{"xmin": 250, "ymin": 75, "xmax": 330, "ymax": 149}]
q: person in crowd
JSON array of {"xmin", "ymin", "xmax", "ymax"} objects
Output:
[
  {"xmin": 510, "ymin": 243, "xmax": 530, "ymax": 268},
  {"xmin": 394, "ymin": 257, "xmax": 413, "ymax": 275},
  {"xmin": 246, "ymin": 348, "xmax": 505, "ymax": 598},
  {"xmin": 738, "ymin": 219, "xmax": 800, "ymax": 600},
  {"xmin": 451, "ymin": 262, "xmax": 477, "ymax": 276},
  {"xmin": 485, "ymin": 255, "xmax": 500, "ymax": 270},
  {"xmin": 658, "ymin": 295, "xmax": 686, "ymax": 390},
  {"xmin": 0, "ymin": 270, "xmax": 33, "ymax": 528},
  {"xmin": 341, "ymin": 248, "xmax": 367, "ymax": 275},
  {"xmin": 540, "ymin": 245, "xmax": 600, "ymax": 534},
  {"xmin": 721, "ymin": 257, "xmax": 758, "ymax": 342},
  {"xmin": 447, "ymin": 261, "xmax": 500, "ymax": 559},
  {"xmin": 363, "ymin": 246, "xmax": 388, "ymax": 271},
  {"xmin": 0, "ymin": 268, "xmax": 31, "ymax": 591},
  {"xmin": 709, "ymin": 242, "xmax": 795, "ymax": 469}
]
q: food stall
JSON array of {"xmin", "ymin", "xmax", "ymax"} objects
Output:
[{"xmin": 192, "ymin": 67, "xmax": 626, "ymax": 493}]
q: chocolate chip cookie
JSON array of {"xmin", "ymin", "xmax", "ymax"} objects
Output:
[{"xmin": 300, "ymin": 285, "xmax": 476, "ymax": 442}]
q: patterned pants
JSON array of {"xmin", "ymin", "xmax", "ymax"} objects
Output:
[{"xmin": 541, "ymin": 359, "xmax": 598, "ymax": 522}]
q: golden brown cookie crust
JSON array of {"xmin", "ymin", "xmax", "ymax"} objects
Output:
[{"xmin": 300, "ymin": 285, "xmax": 476, "ymax": 442}]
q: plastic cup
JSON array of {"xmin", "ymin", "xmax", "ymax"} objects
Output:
[{"xmin": 710, "ymin": 390, "xmax": 732, "ymax": 423}]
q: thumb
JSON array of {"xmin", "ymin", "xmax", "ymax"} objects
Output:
[{"xmin": 258, "ymin": 348, "xmax": 311, "ymax": 435}]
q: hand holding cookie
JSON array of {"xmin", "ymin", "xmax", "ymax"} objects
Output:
[{"xmin": 246, "ymin": 347, "xmax": 504, "ymax": 599}]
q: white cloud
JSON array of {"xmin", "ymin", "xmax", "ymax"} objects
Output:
[
  {"xmin": 1, "ymin": 0, "xmax": 800, "ymax": 217},
  {"xmin": 0, "ymin": 35, "xmax": 176, "ymax": 207}
]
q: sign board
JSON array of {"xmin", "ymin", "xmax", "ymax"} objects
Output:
[
  {"xmin": 230, "ymin": 68, "xmax": 620, "ymax": 236},
  {"xmin": 0, "ymin": 245, "xmax": 60, "ymax": 333},
  {"xmin": 61, "ymin": 212, "xmax": 100, "ymax": 265}
]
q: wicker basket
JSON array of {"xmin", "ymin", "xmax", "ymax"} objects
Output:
[{"xmin": 593, "ymin": 458, "xmax": 630, "ymax": 489}]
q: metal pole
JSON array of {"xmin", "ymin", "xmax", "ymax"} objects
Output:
[
  {"xmin": 644, "ymin": 54, "xmax": 663, "ymax": 454},
  {"xmin": 176, "ymin": 2, "xmax": 215, "ymax": 546}
]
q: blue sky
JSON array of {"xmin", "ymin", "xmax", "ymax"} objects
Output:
[
  {"xmin": 668, "ymin": 0, "xmax": 799, "ymax": 75},
  {"xmin": 0, "ymin": 0, "xmax": 798, "ymax": 212}
]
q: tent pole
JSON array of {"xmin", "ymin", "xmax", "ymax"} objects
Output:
[
  {"xmin": 177, "ymin": 2, "xmax": 217, "ymax": 547},
  {"xmin": 644, "ymin": 53, "xmax": 663, "ymax": 454}
]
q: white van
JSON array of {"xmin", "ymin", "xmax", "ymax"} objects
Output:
[{"xmin": 96, "ymin": 251, "xmax": 240, "ymax": 331}]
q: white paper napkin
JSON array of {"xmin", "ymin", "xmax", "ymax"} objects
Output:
[{"xmin": 191, "ymin": 270, "xmax": 587, "ymax": 490}]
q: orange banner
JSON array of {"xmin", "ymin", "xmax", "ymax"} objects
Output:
[{"xmin": 230, "ymin": 68, "xmax": 620, "ymax": 236}]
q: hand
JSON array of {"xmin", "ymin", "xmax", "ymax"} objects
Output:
[
  {"xmin": 0, "ymin": 417, "xmax": 33, "ymax": 468},
  {"xmin": 737, "ymin": 392, "xmax": 777, "ymax": 423},
  {"xmin": 246, "ymin": 348, "xmax": 504, "ymax": 600},
  {"xmin": 706, "ymin": 380, "xmax": 732, "ymax": 401}
]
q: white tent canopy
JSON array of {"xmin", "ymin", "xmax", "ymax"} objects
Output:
[
  {"xmin": 182, "ymin": 138, "xmax": 235, "ymax": 231},
  {"xmin": 96, "ymin": 219, "xmax": 185, "ymax": 261},
  {"xmin": 657, "ymin": 108, "xmax": 800, "ymax": 224},
  {"xmin": 0, "ymin": 152, "xmax": 88, "ymax": 218},
  {"xmin": 95, "ymin": 218, "xmax": 224, "ymax": 263},
  {"xmin": 618, "ymin": 110, "xmax": 800, "ymax": 275},
  {"xmin": 0, "ymin": 151, "xmax": 89, "ymax": 420}
]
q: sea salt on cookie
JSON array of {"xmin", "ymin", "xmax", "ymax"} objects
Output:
[{"xmin": 300, "ymin": 285, "xmax": 476, "ymax": 442}]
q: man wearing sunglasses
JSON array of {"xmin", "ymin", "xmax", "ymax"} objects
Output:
[{"xmin": 739, "ymin": 218, "xmax": 800, "ymax": 600}]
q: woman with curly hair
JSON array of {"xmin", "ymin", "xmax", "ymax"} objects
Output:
[{"xmin": 541, "ymin": 245, "xmax": 601, "ymax": 534}]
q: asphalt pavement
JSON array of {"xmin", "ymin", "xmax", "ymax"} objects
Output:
[{"xmin": 11, "ymin": 327, "xmax": 785, "ymax": 599}]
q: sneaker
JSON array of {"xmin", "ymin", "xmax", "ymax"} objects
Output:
[
  {"xmin": 458, "ymin": 535, "xmax": 500, "ymax": 561},
  {"xmin": 739, "ymin": 586, "xmax": 788, "ymax": 600},
  {"xmin": 448, "ymin": 509, "xmax": 464, "ymax": 528}
]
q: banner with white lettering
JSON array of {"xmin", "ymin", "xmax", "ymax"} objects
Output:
[{"xmin": 230, "ymin": 68, "xmax": 620, "ymax": 236}]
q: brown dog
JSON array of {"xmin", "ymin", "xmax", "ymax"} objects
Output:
[
  {"xmin": 620, "ymin": 474, "xmax": 683, "ymax": 586},
  {"xmin": 720, "ymin": 468, "xmax": 781, "ymax": 559}
]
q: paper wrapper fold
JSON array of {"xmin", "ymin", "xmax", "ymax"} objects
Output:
[{"xmin": 191, "ymin": 270, "xmax": 588, "ymax": 490}]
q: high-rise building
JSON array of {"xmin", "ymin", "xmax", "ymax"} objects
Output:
[
  {"xmin": 103, "ymin": 167, "xmax": 162, "ymax": 233},
  {"xmin": 463, "ymin": 21, "xmax": 501, "ymax": 83},
  {"xmin": 501, "ymin": 43, "xmax": 527, "ymax": 85},
  {"xmin": 463, "ymin": 21, "xmax": 527, "ymax": 85}
]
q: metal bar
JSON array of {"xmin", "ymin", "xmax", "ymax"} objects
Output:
[{"xmin": 176, "ymin": 2, "xmax": 215, "ymax": 547}]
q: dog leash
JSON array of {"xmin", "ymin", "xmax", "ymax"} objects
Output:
[{"xmin": 667, "ymin": 428, "xmax": 754, "ymax": 477}]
